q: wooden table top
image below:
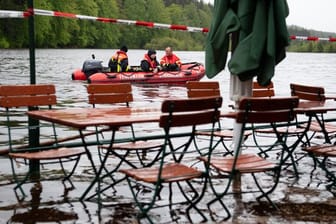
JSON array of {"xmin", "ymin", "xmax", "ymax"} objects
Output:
[{"xmin": 27, "ymin": 107, "xmax": 161, "ymax": 129}]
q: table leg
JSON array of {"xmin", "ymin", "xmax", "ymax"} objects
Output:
[{"xmin": 79, "ymin": 128, "xmax": 116, "ymax": 201}]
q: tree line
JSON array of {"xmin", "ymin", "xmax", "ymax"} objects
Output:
[
  {"xmin": 0, "ymin": 0, "xmax": 212, "ymax": 50},
  {"xmin": 287, "ymin": 25, "xmax": 336, "ymax": 53},
  {"xmin": 1, "ymin": 0, "xmax": 336, "ymax": 52}
]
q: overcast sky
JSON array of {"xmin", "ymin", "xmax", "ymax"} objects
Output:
[
  {"xmin": 203, "ymin": 0, "xmax": 336, "ymax": 33},
  {"xmin": 286, "ymin": 0, "xmax": 336, "ymax": 33}
]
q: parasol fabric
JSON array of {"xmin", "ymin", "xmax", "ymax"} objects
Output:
[{"xmin": 206, "ymin": 0, "xmax": 290, "ymax": 86}]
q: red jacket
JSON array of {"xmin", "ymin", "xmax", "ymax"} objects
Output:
[{"xmin": 160, "ymin": 54, "xmax": 181, "ymax": 67}]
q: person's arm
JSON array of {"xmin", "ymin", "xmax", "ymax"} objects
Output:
[
  {"xmin": 140, "ymin": 60, "xmax": 150, "ymax": 71},
  {"xmin": 121, "ymin": 58, "xmax": 129, "ymax": 72},
  {"xmin": 174, "ymin": 54, "xmax": 182, "ymax": 67}
]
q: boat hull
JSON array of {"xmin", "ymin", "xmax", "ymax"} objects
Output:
[{"xmin": 72, "ymin": 62, "xmax": 205, "ymax": 84}]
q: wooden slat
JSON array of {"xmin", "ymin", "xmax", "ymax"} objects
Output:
[
  {"xmin": 161, "ymin": 97, "xmax": 222, "ymax": 113},
  {"xmin": 199, "ymin": 154, "xmax": 276, "ymax": 173},
  {"xmin": 87, "ymin": 83, "xmax": 132, "ymax": 94},
  {"xmin": 160, "ymin": 110, "xmax": 220, "ymax": 128},
  {"xmin": 0, "ymin": 84, "xmax": 55, "ymax": 96},
  {"xmin": 187, "ymin": 90, "xmax": 221, "ymax": 98},
  {"xmin": 252, "ymin": 81, "xmax": 275, "ymax": 97},
  {"xmin": 236, "ymin": 97, "xmax": 298, "ymax": 123},
  {"xmin": 186, "ymin": 81, "xmax": 219, "ymax": 89},
  {"xmin": 303, "ymin": 144, "xmax": 336, "ymax": 157},
  {"xmin": 253, "ymin": 82, "xmax": 274, "ymax": 89},
  {"xmin": 88, "ymin": 93, "xmax": 133, "ymax": 105},
  {"xmin": 120, "ymin": 163, "xmax": 203, "ymax": 183},
  {"xmin": 9, "ymin": 147, "xmax": 85, "ymax": 160},
  {"xmin": 87, "ymin": 83, "xmax": 133, "ymax": 105},
  {"xmin": 186, "ymin": 81, "xmax": 220, "ymax": 98},
  {"xmin": 239, "ymin": 97, "xmax": 299, "ymax": 111},
  {"xmin": 0, "ymin": 95, "xmax": 56, "ymax": 107},
  {"xmin": 252, "ymin": 89, "xmax": 275, "ymax": 97}
]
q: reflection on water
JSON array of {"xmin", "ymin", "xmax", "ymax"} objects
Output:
[
  {"xmin": 1, "ymin": 49, "xmax": 336, "ymax": 223},
  {"xmin": 10, "ymin": 183, "xmax": 78, "ymax": 223}
]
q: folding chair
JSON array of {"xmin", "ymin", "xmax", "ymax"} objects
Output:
[
  {"xmin": 251, "ymin": 82, "xmax": 307, "ymax": 176},
  {"xmin": 0, "ymin": 84, "xmax": 85, "ymax": 198},
  {"xmin": 302, "ymin": 144, "xmax": 336, "ymax": 191},
  {"xmin": 87, "ymin": 83, "xmax": 163, "ymax": 163},
  {"xmin": 199, "ymin": 97, "xmax": 299, "ymax": 221},
  {"xmin": 86, "ymin": 84, "xmax": 163, "ymax": 198},
  {"xmin": 120, "ymin": 97, "xmax": 222, "ymax": 223},
  {"xmin": 186, "ymin": 81, "xmax": 250, "ymax": 155},
  {"xmin": 290, "ymin": 83, "xmax": 336, "ymax": 144}
]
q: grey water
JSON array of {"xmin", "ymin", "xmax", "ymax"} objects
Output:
[
  {"xmin": 1, "ymin": 49, "xmax": 335, "ymax": 105},
  {"xmin": 1, "ymin": 49, "xmax": 336, "ymax": 223}
]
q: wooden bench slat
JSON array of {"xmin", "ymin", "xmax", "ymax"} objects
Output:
[
  {"xmin": 9, "ymin": 147, "xmax": 85, "ymax": 160},
  {"xmin": 87, "ymin": 83, "xmax": 131, "ymax": 94},
  {"xmin": 120, "ymin": 163, "xmax": 203, "ymax": 183},
  {"xmin": 0, "ymin": 84, "xmax": 55, "ymax": 96},
  {"xmin": 88, "ymin": 93, "xmax": 133, "ymax": 105},
  {"xmin": 0, "ymin": 95, "xmax": 57, "ymax": 107}
]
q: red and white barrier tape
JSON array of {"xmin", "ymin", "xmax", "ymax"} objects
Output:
[
  {"xmin": 0, "ymin": 10, "xmax": 30, "ymax": 18},
  {"xmin": 1, "ymin": 9, "xmax": 335, "ymax": 41},
  {"xmin": 0, "ymin": 9, "xmax": 209, "ymax": 33},
  {"xmin": 290, "ymin": 35, "xmax": 336, "ymax": 42}
]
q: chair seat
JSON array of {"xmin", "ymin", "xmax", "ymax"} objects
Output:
[
  {"xmin": 112, "ymin": 140, "xmax": 163, "ymax": 150},
  {"xmin": 255, "ymin": 126, "xmax": 306, "ymax": 134},
  {"xmin": 9, "ymin": 147, "xmax": 85, "ymax": 160},
  {"xmin": 120, "ymin": 163, "xmax": 203, "ymax": 183},
  {"xmin": 199, "ymin": 154, "xmax": 277, "ymax": 173},
  {"xmin": 196, "ymin": 129, "xmax": 251, "ymax": 138},
  {"xmin": 300, "ymin": 121, "xmax": 336, "ymax": 133},
  {"xmin": 303, "ymin": 144, "xmax": 336, "ymax": 157}
]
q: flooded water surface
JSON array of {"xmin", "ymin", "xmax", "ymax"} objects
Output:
[{"xmin": 0, "ymin": 49, "xmax": 336, "ymax": 223}]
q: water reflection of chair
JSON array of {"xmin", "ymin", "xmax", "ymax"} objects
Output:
[
  {"xmin": 120, "ymin": 97, "xmax": 222, "ymax": 223},
  {"xmin": 10, "ymin": 182, "xmax": 78, "ymax": 223},
  {"xmin": 0, "ymin": 84, "xmax": 85, "ymax": 198},
  {"xmin": 186, "ymin": 81, "xmax": 250, "ymax": 155},
  {"xmin": 199, "ymin": 97, "xmax": 299, "ymax": 221}
]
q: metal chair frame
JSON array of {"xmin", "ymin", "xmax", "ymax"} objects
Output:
[{"xmin": 120, "ymin": 97, "xmax": 222, "ymax": 223}]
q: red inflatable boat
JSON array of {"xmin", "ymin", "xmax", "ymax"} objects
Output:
[{"xmin": 71, "ymin": 61, "xmax": 205, "ymax": 84}]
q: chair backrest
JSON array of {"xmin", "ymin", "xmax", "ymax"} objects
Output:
[
  {"xmin": 236, "ymin": 97, "xmax": 299, "ymax": 124},
  {"xmin": 0, "ymin": 84, "xmax": 56, "ymax": 108},
  {"xmin": 252, "ymin": 81, "xmax": 275, "ymax": 98},
  {"xmin": 290, "ymin": 83, "xmax": 325, "ymax": 101},
  {"xmin": 87, "ymin": 83, "xmax": 133, "ymax": 107},
  {"xmin": 0, "ymin": 84, "xmax": 57, "ymax": 152},
  {"xmin": 186, "ymin": 81, "xmax": 220, "ymax": 98},
  {"xmin": 160, "ymin": 97, "xmax": 222, "ymax": 129}
]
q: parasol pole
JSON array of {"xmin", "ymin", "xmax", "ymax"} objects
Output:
[
  {"xmin": 229, "ymin": 31, "xmax": 252, "ymax": 155},
  {"xmin": 27, "ymin": 0, "xmax": 40, "ymax": 179}
]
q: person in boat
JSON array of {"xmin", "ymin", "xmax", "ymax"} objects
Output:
[
  {"xmin": 140, "ymin": 49, "xmax": 160, "ymax": 73},
  {"xmin": 160, "ymin": 46, "xmax": 182, "ymax": 71},
  {"xmin": 108, "ymin": 45, "xmax": 130, "ymax": 72}
]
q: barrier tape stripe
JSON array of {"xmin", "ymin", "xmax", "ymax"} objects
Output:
[
  {"xmin": 33, "ymin": 8, "xmax": 208, "ymax": 33},
  {"xmin": 0, "ymin": 9, "xmax": 334, "ymax": 40}
]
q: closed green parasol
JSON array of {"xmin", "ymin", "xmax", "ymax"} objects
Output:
[
  {"xmin": 206, "ymin": 0, "xmax": 290, "ymax": 86},
  {"xmin": 206, "ymin": 0, "xmax": 290, "ymax": 154}
]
